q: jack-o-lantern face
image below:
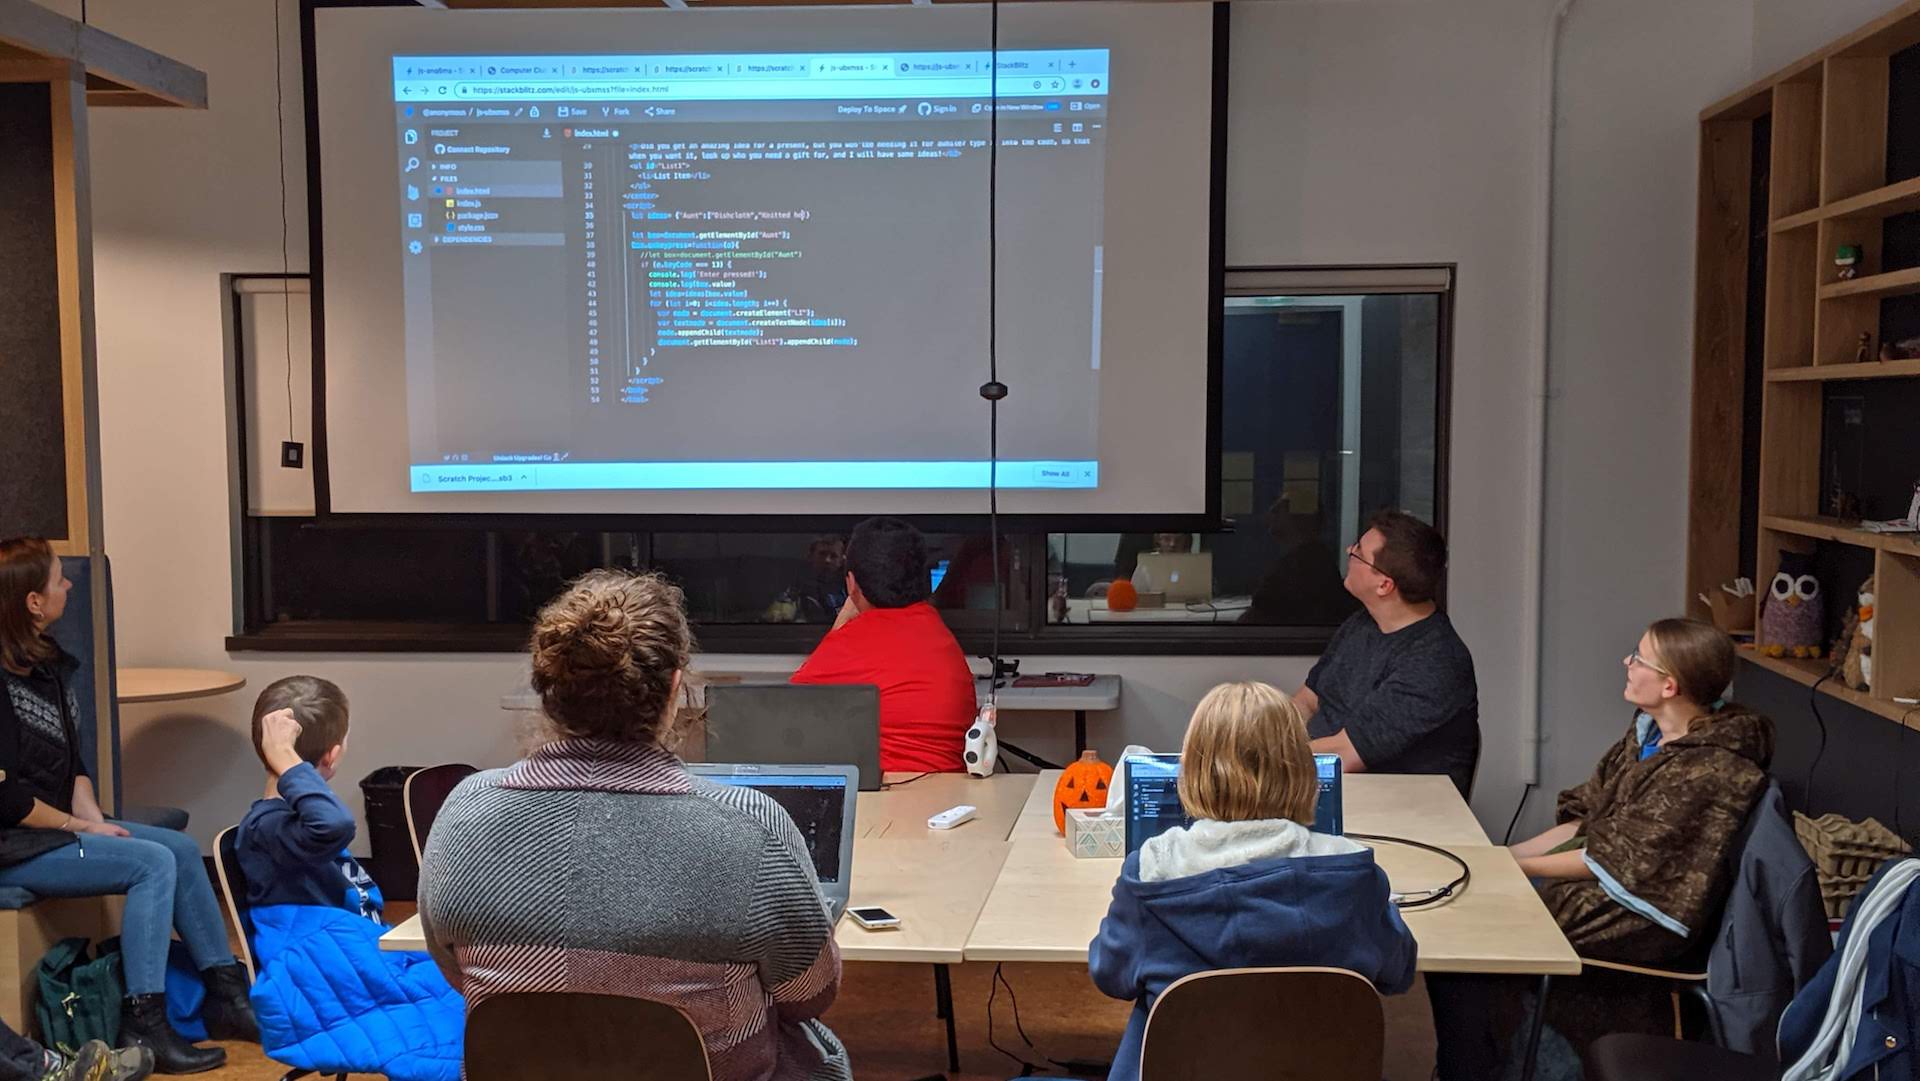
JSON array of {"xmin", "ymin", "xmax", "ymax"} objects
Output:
[{"xmin": 1053, "ymin": 750, "xmax": 1114, "ymax": 833}]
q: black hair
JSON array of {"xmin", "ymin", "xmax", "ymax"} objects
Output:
[{"xmin": 846, "ymin": 517, "xmax": 930, "ymax": 608}]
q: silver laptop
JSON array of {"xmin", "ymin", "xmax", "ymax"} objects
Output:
[
  {"xmin": 1135, "ymin": 552, "xmax": 1215, "ymax": 605},
  {"xmin": 703, "ymin": 684, "xmax": 883, "ymax": 791},
  {"xmin": 686, "ymin": 763, "xmax": 859, "ymax": 922}
]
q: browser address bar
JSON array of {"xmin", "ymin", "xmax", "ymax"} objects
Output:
[{"xmin": 399, "ymin": 74, "xmax": 1089, "ymax": 102}]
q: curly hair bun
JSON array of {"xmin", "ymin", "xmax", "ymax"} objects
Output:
[{"xmin": 529, "ymin": 570, "xmax": 692, "ymax": 743}]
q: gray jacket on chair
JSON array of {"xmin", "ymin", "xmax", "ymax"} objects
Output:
[{"xmin": 1705, "ymin": 782, "xmax": 1831, "ymax": 1057}]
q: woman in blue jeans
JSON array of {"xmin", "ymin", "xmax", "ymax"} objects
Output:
[{"xmin": 0, "ymin": 538, "xmax": 256, "ymax": 1075}]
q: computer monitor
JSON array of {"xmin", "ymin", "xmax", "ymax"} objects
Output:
[
  {"xmin": 1123, "ymin": 752, "xmax": 1344, "ymax": 854},
  {"xmin": 685, "ymin": 763, "xmax": 859, "ymax": 920},
  {"xmin": 703, "ymin": 683, "xmax": 883, "ymax": 790}
]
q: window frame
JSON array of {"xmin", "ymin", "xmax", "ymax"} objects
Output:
[{"xmin": 224, "ymin": 264, "xmax": 1451, "ymax": 657}]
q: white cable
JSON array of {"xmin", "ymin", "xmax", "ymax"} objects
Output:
[{"xmin": 1779, "ymin": 857, "xmax": 1920, "ymax": 1080}]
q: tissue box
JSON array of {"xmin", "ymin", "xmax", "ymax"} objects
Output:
[{"xmin": 1065, "ymin": 808, "xmax": 1125, "ymax": 858}]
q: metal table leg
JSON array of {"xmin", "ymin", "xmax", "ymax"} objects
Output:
[
  {"xmin": 934, "ymin": 963, "xmax": 959, "ymax": 1073},
  {"xmin": 1518, "ymin": 974, "xmax": 1553, "ymax": 1081}
]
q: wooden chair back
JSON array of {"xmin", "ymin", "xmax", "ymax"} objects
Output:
[
  {"xmin": 1140, "ymin": 967, "xmax": 1384, "ymax": 1081},
  {"xmin": 464, "ymin": 992, "xmax": 711, "ymax": 1081}
]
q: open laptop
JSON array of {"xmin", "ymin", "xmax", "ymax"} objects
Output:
[
  {"xmin": 1124, "ymin": 752, "xmax": 1345, "ymax": 853},
  {"xmin": 686, "ymin": 763, "xmax": 859, "ymax": 922},
  {"xmin": 1135, "ymin": 552, "xmax": 1215, "ymax": 605},
  {"xmin": 703, "ymin": 684, "xmax": 883, "ymax": 791}
]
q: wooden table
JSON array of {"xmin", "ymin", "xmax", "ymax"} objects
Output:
[
  {"xmin": 962, "ymin": 837, "xmax": 1579, "ymax": 974},
  {"xmin": 1006, "ymin": 769, "xmax": 1492, "ymax": 847},
  {"xmin": 856, "ymin": 772, "xmax": 1034, "ymax": 840},
  {"xmin": 115, "ymin": 667, "xmax": 245, "ymax": 704}
]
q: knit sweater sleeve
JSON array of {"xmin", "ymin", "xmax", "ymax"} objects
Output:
[{"xmin": 707, "ymin": 787, "xmax": 842, "ymax": 1022}]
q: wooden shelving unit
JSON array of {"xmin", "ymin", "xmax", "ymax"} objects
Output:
[{"xmin": 1688, "ymin": 1, "xmax": 1920, "ymax": 729}]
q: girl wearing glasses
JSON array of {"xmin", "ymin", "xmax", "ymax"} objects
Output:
[
  {"xmin": 1511, "ymin": 617, "xmax": 1771, "ymax": 961},
  {"xmin": 1456, "ymin": 618, "xmax": 1775, "ymax": 1076}
]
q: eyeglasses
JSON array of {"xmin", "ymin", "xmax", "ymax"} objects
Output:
[
  {"xmin": 1345, "ymin": 543, "xmax": 1384, "ymax": 574},
  {"xmin": 1624, "ymin": 651, "xmax": 1670, "ymax": 676}
]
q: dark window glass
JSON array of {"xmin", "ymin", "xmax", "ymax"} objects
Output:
[{"xmin": 1048, "ymin": 291, "xmax": 1443, "ymax": 630}]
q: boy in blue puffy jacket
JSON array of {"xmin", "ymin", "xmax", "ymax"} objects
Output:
[
  {"xmin": 1088, "ymin": 682, "xmax": 1418, "ymax": 1081},
  {"xmin": 237, "ymin": 676, "xmax": 462, "ymax": 1081}
]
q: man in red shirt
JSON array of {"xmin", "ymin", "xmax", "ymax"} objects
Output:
[{"xmin": 791, "ymin": 517, "xmax": 977, "ymax": 772}]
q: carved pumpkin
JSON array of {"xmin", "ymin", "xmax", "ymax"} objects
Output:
[
  {"xmin": 1107, "ymin": 580, "xmax": 1139, "ymax": 612},
  {"xmin": 1053, "ymin": 750, "xmax": 1114, "ymax": 833}
]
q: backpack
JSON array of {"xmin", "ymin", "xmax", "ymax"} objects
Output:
[{"xmin": 34, "ymin": 937, "xmax": 124, "ymax": 1053}]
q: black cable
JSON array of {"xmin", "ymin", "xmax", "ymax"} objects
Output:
[
  {"xmin": 879, "ymin": 772, "xmax": 932, "ymax": 791},
  {"xmin": 1348, "ymin": 833, "xmax": 1471, "ymax": 909},
  {"xmin": 983, "ymin": 0, "xmax": 1004, "ymax": 711},
  {"xmin": 80, "ymin": 0, "xmax": 86, "ymax": 24},
  {"xmin": 1806, "ymin": 671, "xmax": 1834, "ymax": 812},
  {"xmin": 991, "ymin": 963, "xmax": 1072, "ymax": 1074},
  {"xmin": 273, "ymin": 0, "xmax": 296, "ymax": 440},
  {"xmin": 986, "ymin": 963, "xmax": 1045, "ymax": 1074},
  {"xmin": 1501, "ymin": 782, "xmax": 1534, "ymax": 846}
]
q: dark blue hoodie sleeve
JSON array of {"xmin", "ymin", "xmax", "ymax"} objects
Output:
[
  {"xmin": 259, "ymin": 763, "xmax": 358, "ymax": 866},
  {"xmin": 1363, "ymin": 865, "xmax": 1418, "ymax": 995},
  {"xmin": 1088, "ymin": 853, "xmax": 1145, "ymax": 1002}
]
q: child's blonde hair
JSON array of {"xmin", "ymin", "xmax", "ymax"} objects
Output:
[{"xmin": 1177, "ymin": 681, "xmax": 1319, "ymax": 824}]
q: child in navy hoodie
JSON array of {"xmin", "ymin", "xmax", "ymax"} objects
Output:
[
  {"xmin": 236, "ymin": 676, "xmax": 462, "ymax": 1081},
  {"xmin": 1088, "ymin": 681, "xmax": 1418, "ymax": 1081}
]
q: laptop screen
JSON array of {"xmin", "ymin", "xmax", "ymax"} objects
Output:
[
  {"xmin": 698, "ymin": 773, "xmax": 850, "ymax": 883},
  {"xmin": 1123, "ymin": 752, "xmax": 1345, "ymax": 853}
]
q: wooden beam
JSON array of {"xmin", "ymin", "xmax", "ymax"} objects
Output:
[
  {"xmin": 46, "ymin": 62, "xmax": 114, "ymax": 812},
  {"xmin": 0, "ymin": 0, "xmax": 206, "ymax": 109},
  {"xmin": 1685, "ymin": 119, "xmax": 1752, "ymax": 621}
]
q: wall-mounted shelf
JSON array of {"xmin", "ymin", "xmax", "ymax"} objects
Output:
[
  {"xmin": 1773, "ymin": 175, "xmax": 1920, "ymax": 233},
  {"xmin": 1763, "ymin": 515, "xmax": 1920, "ymax": 557},
  {"xmin": 1691, "ymin": 2, "xmax": 1920, "ymax": 736},
  {"xmin": 1766, "ymin": 359, "xmax": 1920, "ymax": 382},
  {"xmin": 1820, "ymin": 266, "xmax": 1920, "ymax": 302},
  {"xmin": 1740, "ymin": 651, "xmax": 1920, "ymax": 731}
]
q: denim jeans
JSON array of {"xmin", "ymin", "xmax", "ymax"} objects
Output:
[{"xmin": 0, "ymin": 821, "xmax": 235, "ymax": 996}]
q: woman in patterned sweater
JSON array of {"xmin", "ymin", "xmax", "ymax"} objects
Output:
[{"xmin": 417, "ymin": 570, "xmax": 851, "ymax": 1081}]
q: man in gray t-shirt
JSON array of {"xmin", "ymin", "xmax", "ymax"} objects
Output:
[{"xmin": 1294, "ymin": 511, "xmax": 1480, "ymax": 798}]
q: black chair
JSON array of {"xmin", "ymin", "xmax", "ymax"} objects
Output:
[
  {"xmin": 465, "ymin": 992, "xmax": 710, "ymax": 1080},
  {"xmin": 403, "ymin": 764, "xmax": 477, "ymax": 863},
  {"xmin": 211, "ymin": 826, "xmax": 345, "ymax": 1081}
]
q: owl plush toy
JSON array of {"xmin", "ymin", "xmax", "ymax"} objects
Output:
[{"xmin": 1759, "ymin": 552, "xmax": 1825, "ymax": 659}]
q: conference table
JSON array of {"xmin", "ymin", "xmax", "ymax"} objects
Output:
[{"xmin": 382, "ymin": 768, "xmax": 1577, "ymax": 1077}]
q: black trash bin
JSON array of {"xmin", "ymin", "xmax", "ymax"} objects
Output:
[{"xmin": 359, "ymin": 765, "xmax": 423, "ymax": 900}]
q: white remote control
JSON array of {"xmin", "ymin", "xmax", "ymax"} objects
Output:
[{"xmin": 927, "ymin": 805, "xmax": 977, "ymax": 830}]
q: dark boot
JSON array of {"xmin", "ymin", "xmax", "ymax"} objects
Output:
[
  {"xmin": 197, "ymin": 963, "xmax": 259, "ymax": 1043},
  {"xmin": 117, "ymin": 995, "xmax": 224, "ymax": 1075}
]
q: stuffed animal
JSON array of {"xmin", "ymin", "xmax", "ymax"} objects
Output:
[
  {"xmin": 1759, "ymin": 552, "xmax": 1824, "ymax": 659},
  {"xmin": 1842, "ymin": 582, "xmax": 1875, "ymax": 690}
]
